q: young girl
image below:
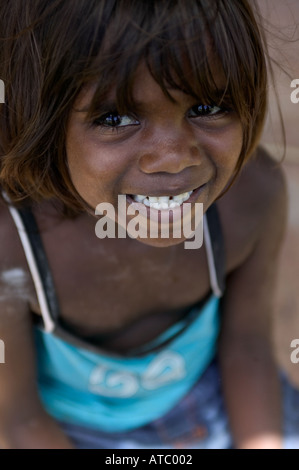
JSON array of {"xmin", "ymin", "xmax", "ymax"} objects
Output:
[{"xmin": 0, "ymin": 0, "xmax": 298, "ymax": 449}]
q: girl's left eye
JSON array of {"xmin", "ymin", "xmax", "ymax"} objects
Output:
[
  {"xmin": 94, "ymin": 112, "xmax": 139, "ymax": 128},
  {"xmin": 188, "ymin": 104, "xmax": 225, "ymax": 118}
]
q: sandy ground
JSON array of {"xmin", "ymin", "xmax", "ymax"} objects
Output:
[{"xmin": 257, "ymin": 0, "xmax": 299, "ymax": 386}]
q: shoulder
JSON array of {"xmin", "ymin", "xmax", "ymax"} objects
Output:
[
  {"xmin": 0, "ymin": 200, "xmax": 24, "ymax": 261},
  {"xmin": 232, "ymin": 146, "xmax": 287, "ymax": 220},
  {"xmin": 0, "ymin": 200, "xmax": 35, "ymax": 307},
  {"xmin": 217, "ymin": 146, "xmax": 288, "ymax": 272}
]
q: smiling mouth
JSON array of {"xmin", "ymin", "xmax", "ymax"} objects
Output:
[
  {"xmin": 126, "ymin": 184, "xmax": 206, "ymax": 210},
  {"xmin": 129, "ymin": 191, "xmax": 193, "ymax": 210}
]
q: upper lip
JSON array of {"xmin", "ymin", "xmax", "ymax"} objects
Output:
[{"xmin": 127, "ymin": 183, "xmax": 205, "ymax": 197}]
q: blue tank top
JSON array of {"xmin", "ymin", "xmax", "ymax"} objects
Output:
[{"xmin": 8, "ymin": 203, "xmax": 225, "ymax": 432}]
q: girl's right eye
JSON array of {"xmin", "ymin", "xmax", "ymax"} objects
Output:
[
  {"xmin": 93, "ymin": 112, "xmax": 140, "ymax": 130},
  {"xmin": 188, "ymin": 104, "xmax": 226, "ymax": 119}
]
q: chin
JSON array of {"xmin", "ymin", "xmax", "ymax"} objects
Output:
[{"xmin": 132, "ymin": 235, "xmax": 187, "ymax": 248}]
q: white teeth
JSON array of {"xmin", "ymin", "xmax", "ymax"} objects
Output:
[
  {"xmin": 131, "ymin": 191, "xmax": 193, "ymax": 209},
  {"xmin": 148, "ymin": 197, "xmax": 158, "ymax": 204},
  {"xmin": 134, "ymin": 194, "xmax": 146, "ymax": 202},
  {"xmin": 159, "ymin": 197, "xmax": 170, "ymax": 204},
  {"xmin": 173, "ymin": 192, "xmax": 190, "ymax": 202}
]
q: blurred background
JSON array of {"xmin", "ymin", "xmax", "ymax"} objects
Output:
[{"xmin": 257, "ymin": 0, "xmax": 299, "ymax": 386}]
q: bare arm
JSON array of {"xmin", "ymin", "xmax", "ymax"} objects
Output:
[
  {"xmin": 0, "ymin": 294, "xmax": 75, "ymax": 449},
  {"xmin": 219, "ymin": 156, "xmax": 288, "ymax": 449},
  {"xmin": 0, "ymin": 202, "xmax": 75, "ymax": 449}
]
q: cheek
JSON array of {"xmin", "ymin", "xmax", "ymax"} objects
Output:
[
  {"xmin": 66, "ymin": 127, "xmax": 105, "ymax": 180},
  {"xmin": 204, "ymin": 122, "xmax": 243, "ymax": 175},
  {"xmin": 65, "ymin": 122, "xmax": 127, "ymax": 204}
]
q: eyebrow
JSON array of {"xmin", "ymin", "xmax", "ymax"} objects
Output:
[
  {"xmin": 74, "ymin": 87, "xmax": 231, "ymax": 115},
  {"xmin": 74, "ymin": 99, "xmax": 154, "ymax": 117},
  {"xmin": 73, "ymin": 100, "xmax": 117, "ymax": 114}
]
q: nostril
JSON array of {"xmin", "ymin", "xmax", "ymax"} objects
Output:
[{"xmin": 138, "ymin": 148, "xmax": 200, "ymax": 175}]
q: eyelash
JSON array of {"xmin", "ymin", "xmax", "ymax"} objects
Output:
[
  {"xmin": 91, "ymin": 103, "xmax": 232, "ymax": 132},
  {"xmin": 91, "ymin": 112, "xmax": 139, "ymax": 134},
  {"xmin": 188, "ymin": 104, "xmax": 230, "ymax": 119}
]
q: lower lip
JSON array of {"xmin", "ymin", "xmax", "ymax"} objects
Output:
[{"xmin": 125, "ymin": 184, "xmax": 206, "ymax": 224}]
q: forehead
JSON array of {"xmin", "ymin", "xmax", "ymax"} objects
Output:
[{"xmin": 75, "ymin": 52, "xmax": 227, "ymax": 115}]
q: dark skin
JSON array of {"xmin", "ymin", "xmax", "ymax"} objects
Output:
[{"xmin": 0, "ymin": 66, "xmax": 287, "ymax": 448}]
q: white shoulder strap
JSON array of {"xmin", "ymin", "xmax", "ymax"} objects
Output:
[
  {"xmin": 6, "ymin": 201, "xmax": 55, "ymax": 333},
  {"xmin": 203, "ymin": 213, "xmax": 223, "ymax": 298}
]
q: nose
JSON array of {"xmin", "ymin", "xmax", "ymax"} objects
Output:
[{"xmin": 137, "ymin": 124, "xmax": 203, "ymax": 174}]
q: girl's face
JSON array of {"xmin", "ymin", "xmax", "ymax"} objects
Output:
[{"xmin": 66, "ymin": 64, "xmax": 243, "ymax": 247}]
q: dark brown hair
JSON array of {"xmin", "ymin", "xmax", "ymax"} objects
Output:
[{"xmin": 0, "ymin": 0, "xmax": 269, "ymax": 215}]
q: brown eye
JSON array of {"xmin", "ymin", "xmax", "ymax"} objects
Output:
[
  {"xmin": 189, "ymin": 104, "xmax": 223, "ymax": 117},
  {"xmin": 94, "ymin": 112, "xmax": 139, "ymax": 128}
]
